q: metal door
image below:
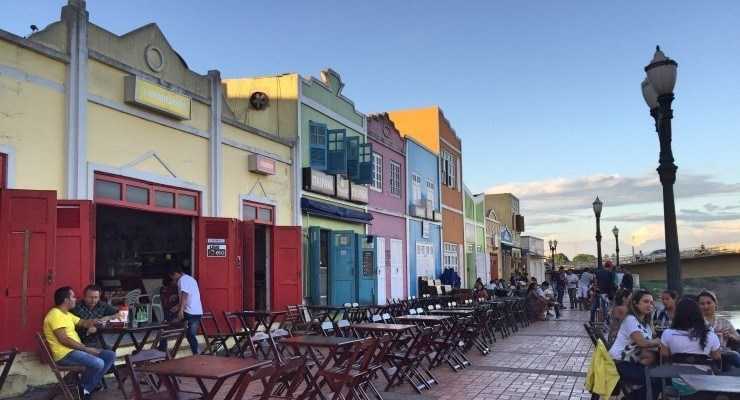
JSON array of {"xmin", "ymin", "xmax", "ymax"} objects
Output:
[
  {"xmin": 389, "ymin": 239, "xmax": 404, "ymax": 299},
  {"xmin": 0, "ymin": 189, "xmax": 57, "ymax": 351},
  {"xmin": 375, "ymin": 237, "xmax": 386, "ymax": 304},
  {"xmin": 355, "ymin": 234, "xmax": 376, "ymax": 305},
  {"xmin": 271, "ymin": 226, "xmax": 302, "ymax": 311},
  {"xmin": 328, "ymin": 230, "xmax": 356, "ymax": 305}
]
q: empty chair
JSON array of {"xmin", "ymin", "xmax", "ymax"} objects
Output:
[
  {"xmin": 320, "ymin": 321, "xmax": 336, "ymax": 336},
  {"xmin": 0, "ymin": 348, "xmax": 18, "ymax": 395},
  {"xmin": 150, "ymin": 294, "xmax": 164, "ymax": 323},
  {"xmin": 151, "ymin": 327, "xmax": 186, "ymax": 358},
  {"xmin": 199, "ymin": 312, "xmax": 233, "ymax": 356},
  {"xmin": 122, "ymin": 350, "xmax": 201, "ymax": 400},
  {"xmin": 336, "ymin": 320, "xmax": 355, "ymax": 337}
]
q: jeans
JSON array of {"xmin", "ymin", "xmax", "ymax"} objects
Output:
[
  {"xmin": 567, "ymin": 288, "xmax": 577, "ymax": 309},
  {"xmin": 615, "ymin": 361, "xmax": 661, "ymax": 400},
  {"xmin": 722, "ymin": 350, "xmax": 740, "ymax": 371},
  {"xmin": 58, "ymin": 349, "xmax": 116, "ymax": 393},
  {"xmin": 556, "ymin": 287, "xmax": 565, "ymax": 306},
  {"xmin": 590, "ymin": 293, "xmax": 609, "ymax": 323},
  {"xmin": 184, "ymin": 312, "xmax": 202, "ymax": 354}
]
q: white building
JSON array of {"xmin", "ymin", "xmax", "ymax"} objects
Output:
[{"xmin": 521, "ymin": 235, "xmax": 546, "ymax": 283}]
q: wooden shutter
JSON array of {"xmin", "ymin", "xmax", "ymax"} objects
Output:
[
  {"xmin": 355, "ymin": 142, "xmax": 373, "ymax": 185},
  {"xmin": 309, "ymin": 122, "xmax": 328, "ymax": 170},
  {"xmin": 345, "ymin": 136, "xmax": 360, "ymax": 179},
  {"xmin": 326, "ymin": 129, "xmax": 347, "ymax": 174}
]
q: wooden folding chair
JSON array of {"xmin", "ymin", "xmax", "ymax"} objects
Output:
[
  {"xmin": 149, "ymin": 327, "xmax": 185, "ymax": 358},
  {"xmin": 36, "ymin": 333, "xmax": 85, "ymax": 400},
  {"xmin": 122, "ymin": 351, "xmax": 201, "ymax": 400},
  {"xmin": 284, "ymin": 306, "xmax": 316, "ymax": 337},
  {"xmin": 0, "ymin": 348, "xmax": 18, "ymax": 394},
  {"xmin": 319, "ymin": 338, "xmax": 378, "ymax": 400},
  {"xmin": 199, "ymin": 312, "xmax": 233, "ymax": 356},
  {"xmin": 223, "ymin": 311, "xmax": 256, "ymax": 358}
]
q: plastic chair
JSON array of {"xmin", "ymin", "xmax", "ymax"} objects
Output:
[{"xmin": 150, "ymin": 294, "xmax": 164, "ymax": 323}]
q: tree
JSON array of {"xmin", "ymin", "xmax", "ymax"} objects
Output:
[
  {"xmin": 554, "ymin": 253, "xmax": 569, "ymax": 265},
  {"xmin": 573, "ymin": 254, "xmax": 597, "ymax": 264}
]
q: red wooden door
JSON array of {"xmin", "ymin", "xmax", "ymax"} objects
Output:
[
  {"xmin": 55, "ymin": 201, "xmax": 95, "ymax": 296},
  {"xmin": 242, "ymin": 221, "xmax": 256, "ymax": 310},
  {"xmin": 196, "ymin": 217, "xmax": 242, "ymax": 323},
  {"xmin": 271, "ymin": 226, "xmax": 302, "ymax": 311},
  {"xmin": 0, "ymin": 189, "xmax": 57, "ymax": 351}
]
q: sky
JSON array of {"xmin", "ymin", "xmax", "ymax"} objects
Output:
[{"xmin": 4, "ymin": 1, "xmax": 740, "ymax": 257}]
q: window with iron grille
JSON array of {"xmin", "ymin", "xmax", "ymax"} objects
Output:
[
  {"xmin": 443, "ymin": 242, "xmax": 459, "ymax": 272},
  {"xmin": 411, "ymin": 174, "xmax": 422, "ymax": 205},
  {"xmin": 389, "ymin": 161, "xmax": 401, "ymax": 196},
  {"xmin": 441, "ymin": 150, "xmax": 456, "ymax": 188}
]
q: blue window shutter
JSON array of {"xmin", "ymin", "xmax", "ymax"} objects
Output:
[
  {"xmin": 326, "ymin": 129, "xmax": 347, "ymax": 174},
  {"xmin": 345, "ymin": 136, "xmax": 360, "ymax": 179},
  {"xmin": 309, "ymin": 122, "xmax": 327, "ymax": 170},
  {"xmin": 355, "ymin": 142, "xmax": 373, "ymax": 184}
]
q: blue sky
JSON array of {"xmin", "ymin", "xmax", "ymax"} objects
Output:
[{"xmin": 5, "ymin": 1, "xmax": 740, "ymax": 256}]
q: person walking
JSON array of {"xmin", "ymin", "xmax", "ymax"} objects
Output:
[
  {"xmin": 555, "ymin": 267, "xmax": 566, "ymax": 307},
  {"xmin": 620, "ymin": 268, "xmax": 634, "ymax": 292},
  {"xmin": 578, "ymin": 268, "xmax": 594, "ymax": 309},
  {"xmin": 591, "ymin": 261, "xmax": 617, "ymax": 323},
  {"xmin": 168, "ymin": 266, "xmax": 203, "ymax": 354},
  {"xmin": 566, "ymin": 269, "xmax": 579, "ymax": 309}
]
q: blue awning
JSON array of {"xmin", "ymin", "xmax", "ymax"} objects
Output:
[{"xmin": 301, "ymin": 197, "xmax": 373, "ymax": 224}]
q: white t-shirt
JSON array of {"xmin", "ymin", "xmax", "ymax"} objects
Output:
[
  {"xmin": 178, "ymin": 274, "xmax": 203, "ymax": 315},
  {"xmin": 579, "ymin": 271, "xmax": 593, "ymax": 287},
  {"xmin": 609, "ymin": 314, "xmax": 653, "ymax": 360},
  {"xmin": 661, "ymin": 328, "xmax": 720, "ymax": 356},
  {"xmin": 566, "ymin": 274, "xmax": 579, "ymax": 289}
]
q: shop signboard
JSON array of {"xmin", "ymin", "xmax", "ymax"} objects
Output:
[
  {"xmin": 336, "ymin": 175, "xmax": 350, "ymax": 200},
  {"xmin": 303, "ymin": 168, "xmax": 335, "ymax": 196},
  {"xmin": 206, "ymin": 238, "xmax": 227, "ymax": 257},
  {"xmin": 248, "ymin": 154, "xmax": 276, "ymax": 175},
  {"xmin": 124, "ymin": 76, "xmax": 191, "ymax": 120},
  {"xmin": 500, "ymin": 226, "xmax": 513, "ymax": 246},
  {"xmin": 349, "ymin": 182, "xmax": 368, "ymax": 204}
]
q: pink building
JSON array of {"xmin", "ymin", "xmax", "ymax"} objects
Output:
[{"xmin": 367, "ymin": 114, "xmax": 407, "ymax": 302}]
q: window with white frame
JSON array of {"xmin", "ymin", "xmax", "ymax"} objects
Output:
[
  {"xmin": 441, "ymin": 150, "xmax": 457, "ymax": 188},
  {"xmin": 425, "ymin": 179, "xmax": 435, "ymax": 204},
  {"xmin": 411, "ymin": 174, "xmax": 422, "ymax": 205},
  {"xmin": 371, "ymin": 153, "xmax": 383, "ymax": 191},
  {"xmin": 443, "ymin": 242, "xmax": 459, "ymax": 272},
  {"xmin": 389, "ymin": 161, "xmax": 401, "ymax": 196}
]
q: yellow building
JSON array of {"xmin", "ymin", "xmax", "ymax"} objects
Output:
[{"xmin": 0, "ymin": 1, "xmax": 301, "ymax": 394}]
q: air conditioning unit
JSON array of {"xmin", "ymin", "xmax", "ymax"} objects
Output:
[{"xmin": 433, "ymin": 210, "xmax": 442, "ymax": 221}]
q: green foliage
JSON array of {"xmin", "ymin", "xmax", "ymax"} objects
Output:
[
  {"xmin": 573, "ymin": 254, "xmax": 597, "ymax": 264},
  {"xmin": 554, "ymin": 253, "xmax": 569, "ymax": 264}
]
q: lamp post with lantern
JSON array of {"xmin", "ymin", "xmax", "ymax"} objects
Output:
[
  {"xmin": 592, "ymin": 197, "xmax": 603, "ymax": 269},
  {"xmin": 640, "ymin": 46, "xmax": 682, "ymax": 294},
  {"xmin": 612, "ymin": 226, "xmax": 620, "ymax": 268},
  {"xmin": 548, "ymin": 239, "xmax": 558, "ymax": 270}
]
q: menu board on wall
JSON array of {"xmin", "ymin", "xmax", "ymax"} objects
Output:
[
  {"xmin": 362, "ymin": 251, "xmax": 374, "ymax": 277},
  {"xmin": 206, "ymin": 238, "xmax": 227, "ymax": 257}
]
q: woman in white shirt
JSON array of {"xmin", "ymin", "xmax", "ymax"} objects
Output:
[
  {"xmin": 609, "ymin": 289, "xmax": 661, "ymax": 400},
  {"xmin": 660, "ymin": 297, "xmax": 721, "ymax": 363}
]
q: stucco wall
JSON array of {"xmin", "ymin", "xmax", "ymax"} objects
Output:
[
  {"xmin": 388, "ymin": 107, "xmax": 440, "ymax": 154},
  {"xmin": 223, "ymin": 74, "xmax": 299, "ymax": 140},
  {"xmin": 367, "ymin": 212, "xmax": 407, "ymax": 297},
  {"xmin": 408, "ymin": 219, "xmax": 442, "ymax": 295}
]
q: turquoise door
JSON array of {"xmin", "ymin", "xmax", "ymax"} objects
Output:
[
  {"xmin": 307, "ymin": 227, "xmax": 324, "ymax": 305},
  {"xmin": 355, "ymin": 234, "xmax": 377, "ymax": 305},
  {"xmin": 329, "ymin": 231, "xmax": 356, "ymax": 305}
]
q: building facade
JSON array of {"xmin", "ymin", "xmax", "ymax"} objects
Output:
[
  {"xmin": 463, "ymin": 187, "xmax": 488, "ymax": 287},
  {"xmin": 485, "ymin": 208, "xmax": 502, "ymax": 280},
  {"xmin": 485, "ymin": 193, "xmax": 526, "ymax": 279},
  {"xmin": 521, "ymin": 235, "xmax": 546, "ymax": 283},
  {"xmin": 405, "ymin": 138, "xmax": 442, "ymax": 295},
  {"xmin": 387, "ymin": 107, "xmax": 465, "ymax": 283},
  {"xmin": 0, "ymin": 1, "xmax": 302, "ymax": 390},
  {"xmin": 366, "ymin": 114, "xmax": 407, "ymax": 303}
]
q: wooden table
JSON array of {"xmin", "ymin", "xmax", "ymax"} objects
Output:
[
  {"xmin": 95, "ymin": 322, "xmax": 169, "ymax": 352},
  {"xmin": 428, "ymin": 309, "xmax": 475, "ymax": 316},
  {"xmin": 394, "ymin": 315, "xmax": 450, "ymax": 325},
  {"xmin": 679, "ymin": 374, "xmax": 740, "ymax": 395},
  {"xmin": 351, "ymin": 323, "xmax": 415, "ymax": 334},
  {"xmin": 281, "ymin": 336, "xmax": 365, "ymax": 400},
  {"xmin": 139, "ymin": 355, "xmax": 271, "ymax": 400}
]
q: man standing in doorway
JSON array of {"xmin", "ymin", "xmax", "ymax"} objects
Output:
[
  {"xmin": 168, "ymin": 266, "xmax": 203, "ymax": 354},
  {"xmin": 44, "ymin": 287, "xmax": 116, "ymax": 400}
]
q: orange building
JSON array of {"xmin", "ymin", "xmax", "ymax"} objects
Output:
[{"xmin": 387, "ymin": 106, "xmax": 466, "ymax": 284}]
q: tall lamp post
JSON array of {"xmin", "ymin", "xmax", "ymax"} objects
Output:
[
  {"xmin": 593, "ymin": 197, "xmax": 603, "ymax": 268},
  {"xmin": 612, "ymin": 226, "xmax": 620, "ymax": 268},
  {"xmin": 641, "ymin": 46, "xmax": 682, "ymax": 294},
  {"xmin": 548, "ymin": 240, "xmax": 558, "ymax": 270}
]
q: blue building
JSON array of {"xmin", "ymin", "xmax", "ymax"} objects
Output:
[{"xmin": 404, "ymin": 137, "xmax": 442, "ymax": 295}]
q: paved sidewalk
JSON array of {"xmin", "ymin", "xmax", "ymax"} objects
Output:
[{"xmin": 10, "ymin": 307, "xmax": 595, "ymax": 400}]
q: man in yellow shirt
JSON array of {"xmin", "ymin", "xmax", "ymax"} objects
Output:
[{"xmin": 43, "ymin": 287, "xmax": 116, "ymax": 400}]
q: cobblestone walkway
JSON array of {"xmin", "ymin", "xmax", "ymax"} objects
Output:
[{"xmin": 12, "ymin": 308, "xmax": 595, "ymax": 400}]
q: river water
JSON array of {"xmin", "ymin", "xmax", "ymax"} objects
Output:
[{"xmin": 724, "ymin": 309, "xmax": 740, "ymax": 328}]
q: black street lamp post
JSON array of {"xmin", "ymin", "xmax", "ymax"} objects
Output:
[
  {"xmin": 548, "ymin": 240, "xmax": 558, "ymax": 269},
  {"xmin": 612, "ymin": 226, "xmax": 620, "ymax": 268},
  {"xmin": 593, "ymin": 197, "xmax": 603, "ymax": 268},
  {"xmin": 641, "ymin": 46, "xmax": 682, "ymax": 295}
]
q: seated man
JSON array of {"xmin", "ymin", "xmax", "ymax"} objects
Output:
[
  {"xmin": 540, "ymin": 282, "xmax": 560, "ymax": 319},
  {"xmin": 71, "ymin": 285, "xmax": 120, "ymax": 345},
  {"xmin": 43, "ymin": 287, "xmax": 116, "ymax": 400}
]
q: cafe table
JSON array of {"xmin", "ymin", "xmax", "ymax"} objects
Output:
[
  {"xmin": 428, "ymin": 309, "xmax": 475, "ymax": 317},
  {"xmin": 241, "ymin": 310, "xmax": 287, "ymax": 360},
  {"xmin": 394, "ymin": 315, "xmax": 450, "ymax": 326},
  {"xmin": 139, "ymin": 355, "xmax": 271, "ymax": 400},
  {"xmin": 679, "ymin": 374, "xmax": 740, "ymax": 396},
  {"xmin": 95, "ymin": 322, "xmax": 169, "ymax": 353},
  {"xmin": 280, "ymin": 335, "xmax": 365, "ymax": 400}
]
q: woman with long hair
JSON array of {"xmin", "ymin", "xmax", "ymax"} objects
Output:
[
  {"xmin": 654, "ymin": 289, "xmax": 677, "ymax": 329},
  {"xmin": 608, "ymin": 289, "xmax": 661, "ymax": 400},
  {"xmin": 697, "ymin": 290, "xmax": 740, "ymax": 370},
  {"xmin": 607, "ymin": 289, "xmax": 630, "ymax": 347},
  {"xmin": 660, "ymin": 297, "xmax": 721, "ymax": 362}
]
